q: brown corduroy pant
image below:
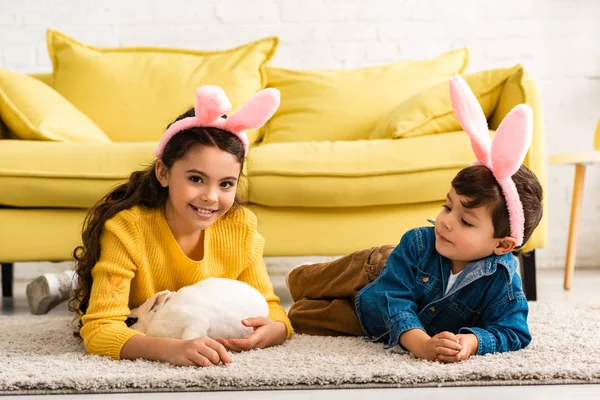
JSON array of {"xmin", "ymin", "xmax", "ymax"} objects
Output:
[{"xmin": 287, "ymin": 245, "xmax": 395, "ymax": 337}]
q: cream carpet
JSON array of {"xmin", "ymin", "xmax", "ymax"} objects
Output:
[{"xmin": 1, "ymin": 301, "xmax": 599, "ymax": 395}]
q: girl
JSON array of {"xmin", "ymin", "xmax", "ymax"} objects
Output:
[{"xmin": 29, "ymin": 86, "xmax": 292, "ymax": 367}]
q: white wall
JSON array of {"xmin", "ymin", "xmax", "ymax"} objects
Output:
[{"xmin": 1, "ymin": 0, "xmax": 599, "ymax": 268}]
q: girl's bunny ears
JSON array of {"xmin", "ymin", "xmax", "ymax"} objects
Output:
[
  {"xmin": 449, "ymin": 75, "xmax": 533, "ymax": 246},
  {"xmin": 155, "ymin": 86, "xmax": 281, "ymax": 158}
]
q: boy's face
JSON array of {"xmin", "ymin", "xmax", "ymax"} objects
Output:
[{"xmin": 434, "ymin": 187, "xmax": 515, "ymax": 267}]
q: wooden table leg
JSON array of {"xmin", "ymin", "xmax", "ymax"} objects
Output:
[{"xmin": 564, "ymin": 164, "xmax": 586, "ymax": 290}]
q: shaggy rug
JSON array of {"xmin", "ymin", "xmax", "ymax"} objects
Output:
[{"xmin": 0, "ymin": 301, "xmax": 599, "ymax": 395}]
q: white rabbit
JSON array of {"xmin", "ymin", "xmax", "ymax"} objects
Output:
[{"xmin": 128, "ymin": 278, "xmax": 269, "ymax": 340}]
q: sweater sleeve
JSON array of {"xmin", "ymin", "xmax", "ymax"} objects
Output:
[
  {"xmin": 236, "ymin": 212, "xmax": 294, "ymax": 339},
  {"xmin": 79, "ymin": 213, "xmax": 144, "ymax": 360}
]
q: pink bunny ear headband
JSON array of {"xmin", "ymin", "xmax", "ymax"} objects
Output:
[
  {"xmin": 155, "ymin": 86, "xmax": 281, "ymax": 158},
  {"xmin": 449, "ymin": 75, "xmax": 533, "ymax": 246}
]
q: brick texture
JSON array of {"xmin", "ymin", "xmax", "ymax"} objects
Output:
[{"xmin": 0, "ymin": 0, "xmax": 599, "ymax": 268}]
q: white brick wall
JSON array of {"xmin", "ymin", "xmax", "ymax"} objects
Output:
[{"xmin": 1, "ymin": 0, "xmax": 599, "ymax": 268}]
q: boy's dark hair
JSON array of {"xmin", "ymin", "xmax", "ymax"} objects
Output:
[
  {"xmin": 70, "ymin": 107, "xmax": 246, "ymax": 318},
  {"xmin": 451, "ymin": 165, "xmax": 543, "ymax": 249}
]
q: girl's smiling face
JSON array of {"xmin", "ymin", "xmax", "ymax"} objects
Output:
[{"xmin": 156, "ymin": 144, "xmax": 241, "ymax": 234}]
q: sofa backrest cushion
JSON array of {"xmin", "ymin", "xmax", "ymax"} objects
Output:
[
  {"xmin": 260, "ymin": 48, "xmax": 469, "ymax": 145},
  {"xmin": 0, "ymin": 67, "xmax": 110, "ymax": 142},
  {"xmin": 370, "ymin": 64, "xmax": 524, "ymax": 140},
  {"xmin": 47, "ymin": 29, "xmax": 278, "ymax": 142}
]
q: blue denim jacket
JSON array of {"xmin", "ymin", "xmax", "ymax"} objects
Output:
[{"xmin": 355, "ymin": 226, "xmax": 531, "ymax": 355}]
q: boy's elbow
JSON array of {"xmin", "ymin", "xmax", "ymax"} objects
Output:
[
  {"xmin": 481, "ymin": 326, "xmax": 531, "ymax": 354},
  {"xmin": 502, "ymin": 327, "xmax": 532, "ymax": 352},
  {"xmin": 517, "ymin": 329, "xmax": 532, "ymax": 350}
]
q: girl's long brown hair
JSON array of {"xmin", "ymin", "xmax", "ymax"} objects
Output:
[{"xmin": 69, "ymin": 109, "xmax": 246, "ymax": 317}]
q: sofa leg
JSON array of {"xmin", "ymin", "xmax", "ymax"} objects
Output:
[
  {"xmin": 2, "ymin": 263, "xmax": 14, "ymax": 298},
  {"xmin": 517, "ymin": 251, "xmax": 537, "ymax": 301}
]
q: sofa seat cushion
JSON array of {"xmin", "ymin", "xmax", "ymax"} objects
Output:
[
  {"xmin": 247, "ymin": 131, "xmax": 490, "ymax": 208},
  {"xmin": 0, "ymin": 140, "xmax": 157, "ymax": 207}
]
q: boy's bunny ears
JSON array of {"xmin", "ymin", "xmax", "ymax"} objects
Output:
[
  {"xmin": 450, "ymin": 75, "xmax": 533, "ymax": 246},
  {"xmin": 155, "ymin": 86, "xmax": 281, "ymax": 158}
]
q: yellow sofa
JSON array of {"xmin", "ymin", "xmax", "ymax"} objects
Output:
[{"xmin": 0, "ymin": 37, "xmax": 547, "ymax": 301}]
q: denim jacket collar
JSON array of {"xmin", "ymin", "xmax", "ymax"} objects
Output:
[
  {"xmin": 427, "ymin": 219, "xmax": 517, "ymax": 297},
  {"xmin": 442, "ymin": 252, "xmax": 516, "ymax": 297}
]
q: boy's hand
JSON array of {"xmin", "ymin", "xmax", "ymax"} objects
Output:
[
  {"xmin": 436, "ymin": 333, "xmax": 478, "ymax": 363},
  {"xmin": 419, "ymin": 331, "xmax": 462, "ymax": 361},
  {"xmin": 215, "ymin": 317, "xmax": 287, "ymax": 352}
]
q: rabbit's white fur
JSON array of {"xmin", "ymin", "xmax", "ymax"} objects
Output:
[{"xmin": 129, "ymin": 278, "xmax": 269, "ymax": 340}]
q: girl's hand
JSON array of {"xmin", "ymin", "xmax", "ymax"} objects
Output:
[
  {"xmin": 436, "ymin": 333, "xmax": 478, "ymax": 363},
  {"xmin": 164, "ymin": 337, "xmax": 232, "ymax": 367},
  {"xmin": 419, "ymin": 331, "xmax": 462, "ymax": 361},
  {"xmin": 215, "ymin": 317, "xmax": 287, "ymax": 352}
]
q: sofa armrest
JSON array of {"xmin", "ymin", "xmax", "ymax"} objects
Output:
[{"xmin": 488, "ymin": 71, "xmax": 547, "ymax": 252}]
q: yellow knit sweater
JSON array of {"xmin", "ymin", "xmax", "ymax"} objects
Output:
[{"xmin": 80, "ymin": 204, "xmax": 293, "ymax": 360}]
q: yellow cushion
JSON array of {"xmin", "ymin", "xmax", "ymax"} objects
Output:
[
  {"xmin": 0, "ymin": 140, "xmax": 156, "ymax": 207},
  {"xmin": 370, "ymin": 64, "xmax": 523, "ymax": 140},
  {"xmin": 0, "ymin": 140, "xmax": 248, "ymax": 208},
  {"xmin": 47, "ymin": 29, "xmax": 279, "ymax": 142},
  {"xmin": 29, "ymin": 72, "xmax": 53, "ymax": 87},
  {"xmin": 249, "ymin": 203, "xmax": 446, "ymax": 257},
  {"xmin": 260, "ymin": 48, "xmax": 469, "ymax": 144},
  {"xmin": 0, "ymin": 68, "xmax": 110, "ymax": 142},
  {"xmin": 0, "ymin": 208, "xmax": 88, "ymax": 262},
  {"xmin": 247, "ymin": 131, "xmax": 490, "ymax": 208},
  {"xmin": 489, "ymin": 68, "xmax": 526, "ymax": 130}
]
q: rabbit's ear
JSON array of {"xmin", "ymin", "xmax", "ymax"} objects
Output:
[
  {"xmin": 194, "ymin": 86, "xmax": 232, "ymax": 124},
  {"xmin": 149, "ymin": 290, "xmax": 173, "ymax": 313},
  {"xmin": 450, "ymin": 75, "xmax": 491, "ymax": 166},
  {"xmin": 225, "ymin": 88, "xmax": 280, "ymax": 134},
  {"xmin": 490, "ymin": 104, "xmax": 533, "ymax": 180}
]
